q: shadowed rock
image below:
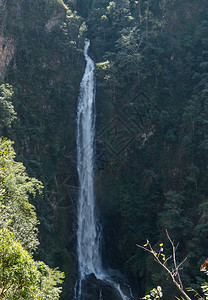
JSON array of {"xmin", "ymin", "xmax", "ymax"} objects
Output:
[{"xmin": 80, "ymin": 273, "xmax": 126, "ymax": 300}]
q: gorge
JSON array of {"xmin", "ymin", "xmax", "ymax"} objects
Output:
[{"xmin": 1, "ymin": 0, "xmax": 208, "ymax": 299}]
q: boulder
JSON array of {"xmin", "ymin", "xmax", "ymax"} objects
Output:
[{"xmin": 80, "ymin": 273, "xmax": 126, "ymax": 300}]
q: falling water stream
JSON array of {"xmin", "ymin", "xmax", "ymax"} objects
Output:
[{"xmin": 75, "ymin": 40, "xmax": 133, "ymax": 300}]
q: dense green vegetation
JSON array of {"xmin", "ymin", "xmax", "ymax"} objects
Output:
[
  {"xmin": 2, "ymin": 1, "xmax": 85, "ymax": 297},
  {"xmin": 76, "ymin": 0, "xmax": 208, "ymax": 298},
  {"xmin": 1, "ymin": 0, "xmax": 208, "ymax": 299},
  {"xmin": 0, "ymin": 85, "xmax": 64, "ymax": 298}
]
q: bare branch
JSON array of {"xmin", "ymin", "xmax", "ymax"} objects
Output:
[
  {"xmin": 177, "ymin": 257, "xmax": 188, "ymax": 271},
  {"xmin": 164, "ymin": 255, "xmax": 172, "ymax": 265},
  {"xmin": 136, "ymin": 244, "xmax": 152, "ymax": 254},
  {"xmin": 136, "ymin": 230, "xmax": 191, "ymax": 300}
]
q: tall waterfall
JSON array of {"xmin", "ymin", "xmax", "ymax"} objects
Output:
[
  {"xmin": 75, "ymin": 40, "xmax": 133, "ymax": 300},
  {"xmin": 76, "ymin": 40, "xmax": 102, "ymax": 280}
]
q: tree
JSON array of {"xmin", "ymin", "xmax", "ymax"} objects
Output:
[
  {"xmin": 0, "ymin": 84, "xmax": 16, "ymax": 132},
  {"xmin": 0, "ymin": 228, "xmax": 64, "ymax": 299},
  {"xmin": 0, "ymin": 96, "xmax": 65, "ymax": 298},
  {"xmin": 0, "ymin": 137, "xmax": 43, "ymax": 253},
  {"xmin": 0, "ymin": 136, "xmax": 65, "ymax": 299},
  {"xmin": 137, "ymin": 231, "xmax": 208, "ymax": 300}
]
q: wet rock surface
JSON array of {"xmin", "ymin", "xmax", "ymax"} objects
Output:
[{"xmin": 80, "ymin": 273, "xmax": 126, "ymax": 300}]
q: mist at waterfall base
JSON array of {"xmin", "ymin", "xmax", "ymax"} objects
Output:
[{"xmin": 74, "ymin": 40, "xmax": 135, "ymax": 300}]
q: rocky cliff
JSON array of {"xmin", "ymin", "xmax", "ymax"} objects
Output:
[{"xmin": 1, "ymin": 0, "xmax": 208, "ymax": 299}]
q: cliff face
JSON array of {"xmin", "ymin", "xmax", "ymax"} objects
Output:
[
  {"xmin": 0, "ymin": 0, "xmax": 67, "ymax": 80},
  {"xmin": 80, "ymin": 1, "xmax": 208, "ymax": 299},
  {"xmin": 0, "ymin": 1, "xmax": 85, "ymax": 299},
  {"xmin": 0, "ymin": 35, "xmax": 15, "ymax": 80},
  {"xmin": 0, "ymin": 1, "xmax": 15, "ymax": 80}
]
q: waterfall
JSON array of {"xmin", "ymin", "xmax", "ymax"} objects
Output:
[
  {"xmin": 75, "ymin": 40, "xmax": 133, "ymax": 300},
  {"xmin": 77, "ymin": 40, "xmax": 103, "ymax": 280}
]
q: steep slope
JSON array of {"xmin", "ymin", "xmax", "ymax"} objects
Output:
[
  {"xmin": 0, "ymin": 0, "xmax": 86, "ymax": 298},
  {"xmin": 78, "ymin": 0, "xmax": 208, "ymax": 298},
  {"xmin": 1, "ymin": 0, "xmax": 208, "ymax": 299}
]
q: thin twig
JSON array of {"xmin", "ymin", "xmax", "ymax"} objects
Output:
[{"xmin": 136, "ymin": 230, "xmax": 192, "ymax": 300}]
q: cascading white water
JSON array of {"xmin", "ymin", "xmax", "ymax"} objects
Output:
[
  {"xmin": 76, "ymin": 40, "xmax": 133, "ymax": 300},
  {"xmin": 77, "ymin": 40, "xmax": 103, "ymax": 280}
]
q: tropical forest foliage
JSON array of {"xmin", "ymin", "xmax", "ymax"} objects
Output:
[{"xmin": 1, "ymin": 0, "xmax": 208, "ymax": 299}]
